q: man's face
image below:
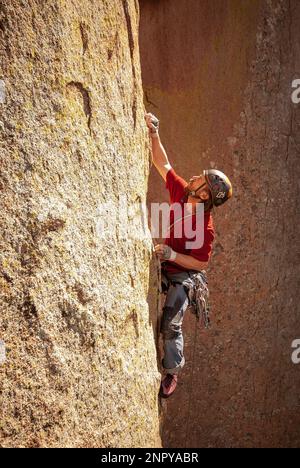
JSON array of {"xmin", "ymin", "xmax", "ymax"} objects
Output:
[{"xmin": 187, "ymin": 174, "xmax": 211, "ymax": 202}]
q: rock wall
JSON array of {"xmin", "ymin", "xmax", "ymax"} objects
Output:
[
  {"xmin": 140, "ymin": 0, "xmax": 300, "ymax": 448},
  {"xmin": 0, "ymin": 0, "xmax": 161, "ymax": 448}
]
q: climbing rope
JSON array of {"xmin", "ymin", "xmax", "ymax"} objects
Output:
[{"xmin": 152, "ymin": 242, "xmax": 162, "ymax": 342}]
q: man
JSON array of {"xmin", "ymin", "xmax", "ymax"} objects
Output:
[{"xmin": 144, "ymin": 112, "xmax": 233, "ymax": 398}]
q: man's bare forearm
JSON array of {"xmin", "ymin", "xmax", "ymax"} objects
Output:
[
  {"xmin": 151, "ymin": 134, "xmax": 170, "ymax": 168},
  {"xmin": 144, "ymin": 114, "xmax": 171, "ymax": 179},
  {"xmin": 155, "ymin": 239, "xmax": 208, "ymax": 272},
  {"xmin": 170, "ymin": 252, "xmax": 208, "ymax": 272}
]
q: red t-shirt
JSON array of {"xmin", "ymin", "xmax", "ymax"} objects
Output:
[{"xmin": 162, "ymin": 168, "xmax": 215, "ymax": 274}]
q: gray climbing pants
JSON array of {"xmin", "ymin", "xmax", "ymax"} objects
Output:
[{"xmin": 160, "ymin": 269, "xmax": 197, "ymax": 375}]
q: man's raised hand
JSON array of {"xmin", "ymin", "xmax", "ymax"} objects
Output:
[{"xmin": 144, "ymin": 112, "xmax": 160, "ymax": 137}]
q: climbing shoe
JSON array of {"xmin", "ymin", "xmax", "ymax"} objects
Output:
[{"xmin": 159, "ymin": 373, "xmax": 178, "ymax": 398}]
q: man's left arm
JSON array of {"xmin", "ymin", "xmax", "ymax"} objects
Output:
[{"xmin": 154, "ymin": 244, "xmax": 208, "ymax": 272}]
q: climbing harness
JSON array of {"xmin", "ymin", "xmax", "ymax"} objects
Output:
[{"xmin": 161, "ymin": 265, "xmax": 211, "ymax": 329}]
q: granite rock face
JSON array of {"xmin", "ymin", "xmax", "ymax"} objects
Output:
[
  {"xmin": 0, "ymin": 0, "xmax": 161, "ymax": 448},
  {"xmin": 140, "ymin": 0, "xmax": 300, "ymax": 448}
]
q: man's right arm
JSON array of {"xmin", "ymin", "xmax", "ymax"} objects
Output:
[
  {"xmin": 150, "ymin": 133, "xmax": 172, "ymax": 181},
  {"xmin": 144, "ymin": 112, "xmax": 172, "ymax": 181}
]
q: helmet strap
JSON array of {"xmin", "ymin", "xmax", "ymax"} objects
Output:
[{"xmin": 188, "ymin": 182, "xmax": 207, "ymax": 198}]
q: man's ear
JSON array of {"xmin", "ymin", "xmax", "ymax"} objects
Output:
[{"xmin": 200, "ymin": 189, "xmax": 210, "ymax": 201}]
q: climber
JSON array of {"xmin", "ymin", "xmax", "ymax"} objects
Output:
[{"xmin": 144, "ymin": 112, "xmax": 233, "ymax": 398}]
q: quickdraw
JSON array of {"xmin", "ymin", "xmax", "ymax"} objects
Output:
[{"xmin": 186, "ymin": 271, "xmax": 211, "ymax": 329}]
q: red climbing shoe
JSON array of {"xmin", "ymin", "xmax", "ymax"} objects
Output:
[{"xmin": 159, "ymin": 373, "xmax": 178, "ymax": 398}]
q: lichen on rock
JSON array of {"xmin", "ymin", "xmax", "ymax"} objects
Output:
[{"xmin": 0, "ymin": 0, "xmax": 161, "ymax": 448}]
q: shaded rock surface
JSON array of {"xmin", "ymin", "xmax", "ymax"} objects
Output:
[
  {"xmin": 0, "ymin": 0, "xmax": 161, "ymax": 448},
  {"xmin": 140, "ymin": 0, "xmax": 300, "ymax": 448}
]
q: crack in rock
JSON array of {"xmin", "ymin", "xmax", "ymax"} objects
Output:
[
  {"xmin": 67, "ymin": 81, "xmax": 92, "ymax": 134},
  {"xmin": 79, "ymin": 22, "xmax": 88, "ymax": 54},
  {"xmin": 122, "ymin": 0, "xmax": 137, "ymax": 129}
]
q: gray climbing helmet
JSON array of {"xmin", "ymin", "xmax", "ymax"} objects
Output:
[{"xmin": 203, "ymin": 169, "xmax": 233, "ymax": 207}]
